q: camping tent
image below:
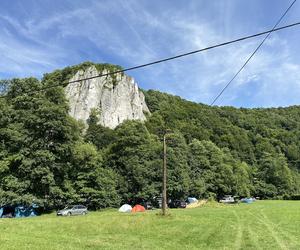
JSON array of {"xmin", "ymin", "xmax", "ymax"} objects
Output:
[
  {"xmin": 118, "ymin": 204, "xmax": 132, "ymax": 213},
  {"xmin": 132, "ymin": 204, "xmax": 145, "ymax": 213},
  {"xmin": 15, "ymin": 206, "xmax": 38, "ymax": 218},
  {"xmin": 0, "ymin": 204, "xmax": 39, "ymax": 218},
  {"xmin": 187, "ymin": 197, "xmax": 198, "ymax": 204},
  {"xmin": 241, "ymin": 198, "xmax": 255, "ymax": 204},
  {"xmin": 1, "ymin": 205, "xmax": 15, "ymax": 218}
]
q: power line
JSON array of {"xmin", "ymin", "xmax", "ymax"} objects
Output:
[
  {"xmin": 210, "ymin": 0, "xmax": 297, "ymax": 106},
  {"xmin": 1, "ymin": 21, "xmax": 300, "ymax": 99},
  {"xmin": 68, "ymin": 22, "xmax": 300, "ymax": 84}
]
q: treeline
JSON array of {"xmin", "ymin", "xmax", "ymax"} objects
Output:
[{"xmin": 0, "ymin": 63, "xmax": 299, "ymax": 209}]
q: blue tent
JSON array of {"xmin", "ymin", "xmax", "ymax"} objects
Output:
[
  {"xmin": 0, "ymin": 205, "xmax": 15, "ymax": 218},
  {"xmin": 15, "ymin": 205, "xmax": 39, "ymax": 218},
  {"xmin": 1, "ymin": 204, "xmax": 39, "ymax": 218},
  {"xmin": 241, "ymin": 198, "xmax": 255, "ymax": 204}
]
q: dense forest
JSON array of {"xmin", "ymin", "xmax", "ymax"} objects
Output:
[{"xmin": 0, "ymin": 62, "xmax": 299, "ymax": 210}]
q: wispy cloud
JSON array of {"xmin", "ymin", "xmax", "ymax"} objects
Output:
[{"xmin": 0, "ymin": 0, "xmax": 299, "ymax": 107}]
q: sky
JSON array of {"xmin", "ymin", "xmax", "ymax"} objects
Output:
[{"xmin": 0, "ymin": 0, "xmax": 300, "ymax": 107}]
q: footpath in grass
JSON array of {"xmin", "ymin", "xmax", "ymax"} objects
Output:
[{"xmin": 0, "ymin": 200, "xmax": 299, "ymax": 250}]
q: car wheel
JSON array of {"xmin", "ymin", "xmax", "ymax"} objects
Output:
[
  {"xmin": 82, "ymin": 211, "xmax": 87, "ymax": 215},
  {"xmin": 67, "ymin": 212, "xmax": 71, "ymax": 216}
]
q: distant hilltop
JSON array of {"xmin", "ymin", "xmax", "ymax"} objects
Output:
[{"xmin": 64, "ymin": 62, "xmax": 150, "ymax": 129}]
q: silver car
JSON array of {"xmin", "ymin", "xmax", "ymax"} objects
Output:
[
  {"xmin": 57, "ymin": 205, "xmax": 88, "ymax": 216},
  {"xmin": 219, "ymin": 195, "xmax": 235, "ymax": 204}
]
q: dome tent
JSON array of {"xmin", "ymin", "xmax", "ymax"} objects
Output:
[
  {"xmin": 187, "ymin": 197, "xmax": 198, "ymax": 204},
  {"xmin": 131, "ymin": 204, "xmax": 145, "ymax": 213},
  {"xmin": 0, "ymin": 203, "xmax": 39, "ymax": 218},
  {"xmin": 118, "ymin": 204, "xmax": 132, "ymax": 213}
]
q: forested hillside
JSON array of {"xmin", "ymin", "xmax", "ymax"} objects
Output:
[
  {"xmin": 144, "ymin": 90, "xmax": 300, "ymax": 199},
  {"xmin": 0, "ymin": 63, "xmax": 299, "ymax": 210}
]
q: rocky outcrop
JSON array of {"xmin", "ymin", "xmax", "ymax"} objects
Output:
[{"xmin": 65, "ymin": 65, "xmax": 150, "ymax": 129}]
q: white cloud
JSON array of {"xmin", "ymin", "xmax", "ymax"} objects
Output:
[{"xmin": 0, "ymin": 0, "xmax": 299, "ymax": 107}]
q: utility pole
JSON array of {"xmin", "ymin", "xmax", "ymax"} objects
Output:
[{"xmin": 162, "ymin": 132, "xmax": 167, "ymax": 216}]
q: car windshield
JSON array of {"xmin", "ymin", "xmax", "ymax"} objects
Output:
[{"xmin": 64, "ymin": 206, "xmax": 74, "ymax": 210}]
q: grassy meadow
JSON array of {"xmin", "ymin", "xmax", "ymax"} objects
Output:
[{"xmin": 0, "ymin": 200, "xmax": 299, "ymax": 250}]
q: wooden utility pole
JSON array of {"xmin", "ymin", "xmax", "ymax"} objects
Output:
[{"xmin": 162, "ymin": 132, "xmax": 167, "ymax": 216}]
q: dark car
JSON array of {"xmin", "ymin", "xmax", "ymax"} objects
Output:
[
  {"xmin": 168, "ymin": 200, "xmax": 187, "ymax": 208},
  {"xmin": 152, "ymin": 196, "xmax": 162, "ymax": 208},
  {"xmin": 141, "ymin": 201, "xmax": 153, "ymax": 210}
]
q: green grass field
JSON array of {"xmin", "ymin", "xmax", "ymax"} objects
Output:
[{"xmin": 0, "ymin": 201, "xmax": 299, "ymax": 250}]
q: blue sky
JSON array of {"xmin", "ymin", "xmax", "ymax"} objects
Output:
[{"xmin": 1, "ymin": 0, "xmax": 300, "ymax": 107}]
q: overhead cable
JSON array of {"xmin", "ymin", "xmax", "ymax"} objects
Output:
[
  {"xmin": 1, "ymin": 20, "xmax": 300, "ymax": 99},
  {"xmin": 210, "ymin": 0, "xmax": 297, "ymax": 105}
]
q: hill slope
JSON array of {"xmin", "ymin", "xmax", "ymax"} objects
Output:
[{"xmin": 0, "ymin": 63, "xmax": 299, "ymax": 209}]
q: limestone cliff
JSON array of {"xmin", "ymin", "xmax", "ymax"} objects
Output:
[{"xmin": 65, "ymin": 65, "xmax": 150, "ymax": 129}]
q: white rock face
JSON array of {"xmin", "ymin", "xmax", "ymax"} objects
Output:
[{"xmin": 65, "ymin": 66, "xmax": 150, "ymax": 129}]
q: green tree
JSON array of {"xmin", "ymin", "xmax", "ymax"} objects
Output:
[
  {"xmin": 166, "ymin": 132, "xmax": 191, "ymax": 199},
  {"xmin": 85, "ymin": 108, "xmax": 116, "ymax": 150},
  {"xmin": 70, "ymin": 142, "xmax": 120, "ymax": 209},
  {"xmin": 0, "ymin": 77, "xmax": 81, "ymax": 208},
  {"xmin": 106, "ymin": 121, "xmax": 162, "ymax": 203},
  {"xmin": 258, "ymin": 152, "xmax": 293, "ymax": 197},
  {"xmin": 188, "ymin": 140, "xmax": 250, "ymax": 199}
]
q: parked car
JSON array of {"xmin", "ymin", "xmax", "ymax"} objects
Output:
[
  {"xmin": 57, "ymin": 205, "xmax": 87, "ymax": 216},
  {"xmin": 152, "ymin": 196, "xmax": 162, "ymax": 208},
  {"xmin": 141, "ymin": 201, "xmax": 153, "ymax": 210},
  {"xmin": 168, "ymin": 200, "xmax": 187, "ymax": 208},
  {"xmin": 219, "ymin": 195, "xmax": 236, "ymax": 204}
]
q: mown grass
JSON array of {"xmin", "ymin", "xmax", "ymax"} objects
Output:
[{"xmin": 0, "ymin": 201, "xmax": 299, "ymax": 249}]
